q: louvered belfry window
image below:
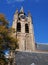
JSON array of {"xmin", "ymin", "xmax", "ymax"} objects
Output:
[
  {"xmin": 17, "ymin": 22, "xmax": 21, "ymax": 32},
  {"xmin": 25, "ymin": 24, "xmax": 29, "ymax": 33}
]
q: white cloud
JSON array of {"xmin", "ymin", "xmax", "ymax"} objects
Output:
[
  {"xmin": 6, "ymin": 0, "xmax": 39, "ymax": 4},
  {"xmin": 6, "ymin": 0, "xmax": 24, "ymax": 4},
  {"xmin": 6, "ymin": 0, "xmax": 16, "ymax": 4}
]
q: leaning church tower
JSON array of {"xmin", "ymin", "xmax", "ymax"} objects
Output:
[{"xmin": 12, "ymin": 7, "xmax": 35, "ymax": 52}]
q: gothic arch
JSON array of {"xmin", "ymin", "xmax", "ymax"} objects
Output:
[
  {"xmin": 17, "ymin": 22, "xmax": 21, "ymax": 32},
  {"xmin": 25, "ymin": 23, "xmax": 29, "ymax": 33}
]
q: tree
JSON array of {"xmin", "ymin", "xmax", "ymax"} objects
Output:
[
  {"xmin": 0, "ymin": 14, "xmax": 18, "ymax": 65},
  {"xmin": 0, "ymin": 50, "xmax": 8, "ymax": 65},
  {"xmin": 0, "ymin": 14, "xmax": 18, "ymax": 50}
]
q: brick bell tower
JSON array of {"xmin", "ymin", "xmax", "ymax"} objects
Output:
[{"xmin": 12, "ymin": 7, "xmax": 35, "ymax": 52}]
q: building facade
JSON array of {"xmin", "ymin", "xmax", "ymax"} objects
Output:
[{"xmin": 12, "ymin": 7, "xmax": 35, "ymax": 52}]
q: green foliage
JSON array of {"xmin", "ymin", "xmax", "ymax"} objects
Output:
[
  {"xmin": 0, "ymin": 14, "xmax": 18, "ymax": 51},
  {"xmin": 0, "ymin": 51, "xmax": 8, "ymax": 65}
]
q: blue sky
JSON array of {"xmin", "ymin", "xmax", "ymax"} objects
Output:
[{"xmin": 0, "ymin": 0, "xmax": 48, "ymax": 44}]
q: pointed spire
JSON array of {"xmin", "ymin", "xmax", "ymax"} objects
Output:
[
  {"xmin": 28, "ymin": 11, "xmax": 31, "ymax": 17},
  {"xmin": 20, "ymin": 6, "xmax": 24, "ymax": 13},
  {"xmin": 15, "ymin": 8, "xmax": 18, "ymax": 14}
]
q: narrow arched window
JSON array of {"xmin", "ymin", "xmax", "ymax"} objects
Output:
[
  {"xmin": 17, "ymin": 22, "xmax": 21, "ymax": 32},
  {"xmin": 25, "ymin": 24, "xmax": 29, "ymax": 33}
]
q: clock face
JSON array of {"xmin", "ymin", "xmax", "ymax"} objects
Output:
[{"xmin": 20, "ymin": 15, "xmax": 26, "ymax": 19}]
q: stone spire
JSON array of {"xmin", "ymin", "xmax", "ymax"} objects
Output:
[
  {"xmin": 28, "ymin": 11, "xmax": 31, "ymax": 17},
  {"xmin": 20, "ymin": 6, "xmax": 24, "ymax": 13},
  {"xmin": 15, "ymin": 9, "xmax": 18, "ymax": 14}
]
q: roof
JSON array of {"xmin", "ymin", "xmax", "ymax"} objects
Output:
[
  {"xmin": 15, "ymin": 51, "xmax": 48, "ymax": 65},
  {"xmin": 36, "ymin": 44, "xmax": 48, "ymax": 51}
]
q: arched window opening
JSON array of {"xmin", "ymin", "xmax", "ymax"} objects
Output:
[
  {"xmin": 17, "ymin": 22, "xmax": 21, "ymax": 32},
  {"xmin": 25, "ymin": 24, "xmax": 29, "ymax": 33}
]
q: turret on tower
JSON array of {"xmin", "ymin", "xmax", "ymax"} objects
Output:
[{"xmin": 20, "ymin": 6, "xmax": 24, "ymax": 13}]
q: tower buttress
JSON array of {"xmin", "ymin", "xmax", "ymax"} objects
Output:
[
  {"xmin": 27, "ymin": 12, "xmax": 35, "ymax": 51},
  {"xmin": 12, "ymin": 9, "xmax": 18, "ymax": 31},
  {"xmin": 12, "ymin": 9, "xmax": 18, "ymax": 38}
]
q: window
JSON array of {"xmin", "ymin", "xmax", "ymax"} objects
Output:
[
  {"xmin": 17, "ymin": 22, "xmax": 21, "ymax": 32},
  {"xmin": 25, "ymin": 24, "xmax": 29, "ymax": 33}
]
